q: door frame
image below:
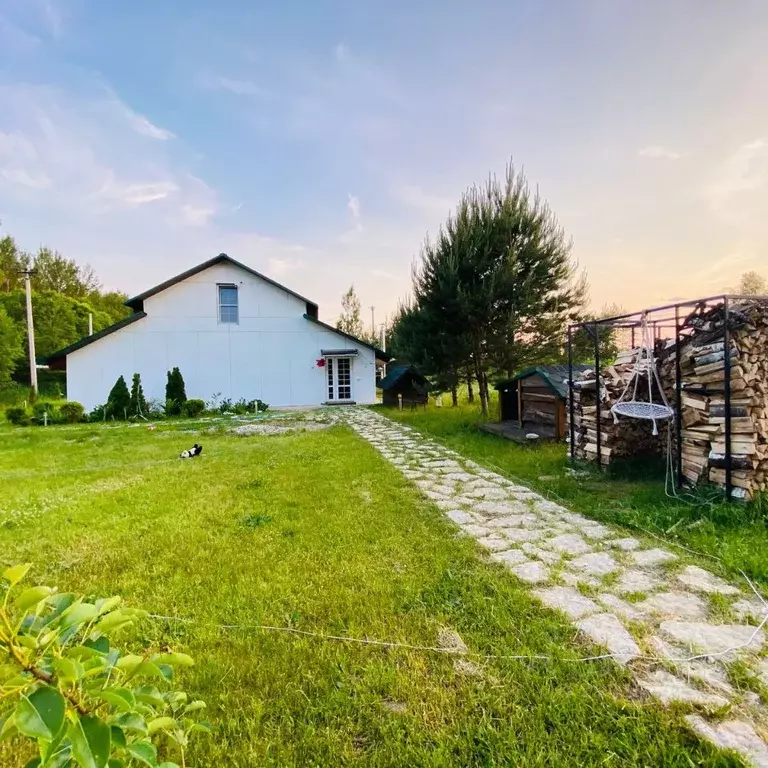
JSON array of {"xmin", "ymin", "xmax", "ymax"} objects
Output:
[{"xmin": 324, "ymin": 354, "xmax": 355, "ymax": 404}]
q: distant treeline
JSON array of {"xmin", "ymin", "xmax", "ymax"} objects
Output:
[{"xmin": 0, "ymin": 233, "xmax": 131, "ymax": 389}]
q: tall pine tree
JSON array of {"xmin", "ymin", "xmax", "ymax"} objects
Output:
[{"xmin": 406, "ymin": 161, "xmax": 585, "ymax": 416}]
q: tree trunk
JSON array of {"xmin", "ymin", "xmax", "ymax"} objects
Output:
[
  {"xmin": 474, "ymin": 354, "xmax": 489, "ymax": 417},
  {"xmin": 466, "ymin": 373, "xmax": 475, "ymax": 403},
  {"xmin": 451, "ymin": 386, "xmax": 458, "ymax": 407},
  {"xmin": 479, "ymin": 372, "xmax": 490, "ymax": 416}
]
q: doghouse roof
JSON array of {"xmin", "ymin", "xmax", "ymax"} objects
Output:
[
  {"xmin": 378, "ymin": 365, "xmax": 429, "ymax": 391},
  {"xmin": 495, "ymin": 365, "xmax": 591, "ymax": 399}
]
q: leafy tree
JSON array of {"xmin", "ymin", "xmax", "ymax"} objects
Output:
[
  {"xmin": 89, "ymin": 290, "xmax": 132, "ymax": 324},
  {"xmin": 568, "ymin": 303, "xmax": 623, "ymax": 365},
  {"xmin": 107, "ymin": 375, "xmax": 131, "ymax": 419},
  {"xmin": 0, "ymin": 226, "xmax": 133, "ymax": 383},
  {"xmin": 165, "ymin": 367, "xmax": 187, "ymax": 415},
  {"xmin": 0, "ymin": 235, "xmax": 31, "ymax": 292},
  {"xmin": 129, "ymin": 373, "xmax": 148, "ymax": 417},
  {"xmin": 738, "ymin": 271, "xmax": 767, "ymax": 296},
  {"xmin": 0, "ymin": 305, "xmax": 23, "ymax": 385},
  {"xmin": 0, "ymin": 564, "xmax": 209, "ymax": 767},
  {"xmin": 336, "ymin": 285, "xmax": 365, "ymax": 337},
  {"xmin": 32, "ymin": 247, "xmax": 101, "ymax": 298}
]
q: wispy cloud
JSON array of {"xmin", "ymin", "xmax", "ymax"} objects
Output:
[
  {"xmin": 267, "ymin": 257, "xmax": 302, "ymax": 277},
  {"xmin": 347, "ymin": 193, "xmax": 361, "ymax": 219},
  {"xmin": 638, "ymin": 145, "xmax": 682, "ymax": 160},
  {"xmin": 124, "ymin": 110, "xmax": 175, "ymax": 140},
  {"xmin": 201, "ymin": 74, "xmax": 267, "ymax": 97},
  {"xmin": 704, "ymin": 138, "xmax": 768, "ymax": 207},
  {"xmin": 97, "ymin": 179, "xmax": 178, "ymax": 206}
]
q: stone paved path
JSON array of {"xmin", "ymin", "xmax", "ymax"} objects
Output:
[{"xmin": 346, "ymin": 408, "xmax": 768, "ymax": 767}]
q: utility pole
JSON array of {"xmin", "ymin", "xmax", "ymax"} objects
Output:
[
  {"xmin": 369, "ymin": 306, "xmax": 375, "ymax": 337},
  {"xmin": 380, "ymin": 320, "xmax": 387, "ymax": 377},
  {"xmin": 19, "ymin": 269, "xmax": 37, "ymax": 394}
]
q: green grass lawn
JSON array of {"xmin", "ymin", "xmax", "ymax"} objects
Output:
[
  {"xmin": 381, "ymin": 400, "xmax": 768, "ymax": 593},
  {"xmin": 0, "ymin": 417, "xmax": 742, "ymax": 766}
]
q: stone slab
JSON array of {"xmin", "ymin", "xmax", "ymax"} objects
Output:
[
  {"xmin": 597, "ymin": 593, "xmax": 646, "ymax": 621},
  {"xmin": 609, "ymin": 537, "xmax": 641, "ymax": 551},
  {"xmin": 500, "ymin": 528, "xmax": 543, "ymax": 543},
  {"xmin": 546, "ymin": 533, "xmax": 593, "ymax": 556},
  {"xmin": 759, "ymin": 660, "xmax": 768, "ymax": 688},
  {"xmin": 533, "ymin": 586, "xmax": 600, "ymax": 620},
  {"xmin": 512, "ymin": 561, "xmax": 550, "ymax": 584},
  {"xmin": 560, "ymin": 571, "xmax": 601, "ymax": 589},
  {"xmin": 477, "ymin": 536, "xmax": 512, "ymax": 552},
  {"xmin": 490, "ymin": 550, "xmax": 530, "ymax": 568},
  {"xmin": 677, "ymin": 566, "xmax": 741, "ymax": 596},
  {"xmin": 484, "ymin": 515, "xmax": 528, "ymax": 529},
  {"xmin": 580, "ymin": 524, "xmax": 614, "ymax": 540},
  {"xmin": 686, "ymin": 716, "xmax": 768, "ymax": 768},
  {"xmin": 733, "ymin": 598, "xmax": 768, "ymax": 623},
  {"xmin": 638, "ymin": 669, "xmax": 728, "ymax": 709},
  {"xmin": 575, "ymin": 613, "xmax": 641, "ymax": 664},
  {"xmin": 445, "ymin": 510, "xmax": 476, "ymax": 526},
  {"xmin": 521, "ymin": 543, "xmax": 560, "ymax": 564},
  {"xmin": 639, "ymin": 592, "xmax": 709, "ymax": 621},
  {"xmin": 568, "ymin": 552, "xmax": 620, "ymax": 577},
  {"xmin": 660, "ymin": 621, "xmax": 765, "ymax": 658},
  {"xmin": 614, "ymin": 569, "xmax": 661, "ymax": 595},
  {"xmin": 630, "ymin": 548, "xmax": 678, "ymax": 567},
  {"xmin": 461, "ymin": 524, "xmax": 492, "ymax": 538}
]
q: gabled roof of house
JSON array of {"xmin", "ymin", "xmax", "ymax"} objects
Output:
[
  {"xmin": 495, "ymin": 365, "xmax": 591, "ymax": 399},
  {"xmin": 125, "ymin": 253, "xmax": 319, "ymax": 317},
  {"xmin": 302, "ymin": 314, "xmax": 391, "ymax": 361},
  {"xmin": 40, "ymin": 312, "xmax": 147, "ymax": 366},
  {"xmin": 378, "ymin": 364, "xmax": 428, "ymax": 391},
  {"xmin": 41, "ymin": 254, "xmax": 392, "ymax": 366}
]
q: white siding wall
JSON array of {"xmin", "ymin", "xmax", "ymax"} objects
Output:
[{"xmin": 65, "ymin": 263, "xmax": 377, "ymax": 410}]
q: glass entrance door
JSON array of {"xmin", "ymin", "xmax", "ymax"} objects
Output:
[{"xmin": 326, "ymin": 357, "xmax": 353, "ymax": 401}]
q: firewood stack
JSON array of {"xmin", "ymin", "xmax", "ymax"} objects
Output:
[
  {"xmin": 568, "ymin": 352, "xmax": 668, "ymax": 466},
  {"xmin": 658, "ymin": 300, "xmax": 768, "ymax": 500},
  {"xmin": 568, "ymin": 298, "xmax": 768, "ymax": 500}
]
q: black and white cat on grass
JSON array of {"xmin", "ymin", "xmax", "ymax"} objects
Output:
[{"xmin": 180, "ymin": 443, "xmax": 203, "ymax": 459}]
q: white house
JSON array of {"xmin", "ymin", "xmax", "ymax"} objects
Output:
[{"xmin": 45, "ymin": 254, "xmax": 390, "ymax": 411}]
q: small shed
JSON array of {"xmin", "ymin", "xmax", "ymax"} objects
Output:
[
  {"xmin": 494, "ymin": 365, "xmax": 590, "ymax": 440},
  {"xmin": 379, "ymin": 365, "xmax": 430, "ymax": 407}
]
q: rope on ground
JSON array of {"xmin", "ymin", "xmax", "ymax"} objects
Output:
[{"xmin": 146, "ymin": 568, "xmax": 767, "ymax": 665}]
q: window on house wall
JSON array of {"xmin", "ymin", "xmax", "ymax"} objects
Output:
[{"xmin": 218, "ymin": 285, "xmax": 239, "ymax": 324}]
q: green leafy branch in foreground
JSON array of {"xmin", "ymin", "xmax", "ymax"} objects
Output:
[{"xmin": 0, "ymin": 565, "xmax": 209, "ymax": 768}]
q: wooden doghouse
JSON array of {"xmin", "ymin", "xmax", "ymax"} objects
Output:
[
  {"xmin": 494, "ymin": 365, "xmax": 590, "ymax": 440},
  {"xmin": 379, "ymin": 365, "xmax": 430, "ymax": 407}
]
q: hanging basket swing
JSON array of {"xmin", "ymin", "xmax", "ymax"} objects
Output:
[{"xmin": 610, "ymin": 312, "xmax": 673, "ymax": 435}]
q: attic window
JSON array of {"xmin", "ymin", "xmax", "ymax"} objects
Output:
[{"xmin": 218, "ymin": 284, "xmax": 238, "ymax": 324}]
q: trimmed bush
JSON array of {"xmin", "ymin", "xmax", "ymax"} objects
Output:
[
  {"xmin": 165, "ymin": 367, "xmax": 187, "ymax": 415},
  {"xmin": 129, "ymin": 372, "xmax": 148, "ymax": 417},
  {"xmin": 59, "ymin": 401, "xmax": 85, "ymax": 423},
  {"xmin": 107, "ymin": 375, "xmax": 131, "ymax": 419},
  {"xmin": 32, "ymin": 402, "xmax": 55, "ymax": 422},
  {"xmin": 5, "ymin": 407, "xmax": 30, "ymax": 426},
  {"xmin": 89, "ymin": 404, "xmax": 107, "ymax": 422},
  {"xmin": 182, "ymin": 398, "xmax": 205, "ymax": 418}
]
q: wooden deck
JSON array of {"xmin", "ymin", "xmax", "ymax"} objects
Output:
[{"xmin": 479, "ymin": 420, "xmax": 558, "ymax": 443}]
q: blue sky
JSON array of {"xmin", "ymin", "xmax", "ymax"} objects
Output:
[{"xmin": 0, "ymin": 0, "xmax": 766, "ymax": 325}]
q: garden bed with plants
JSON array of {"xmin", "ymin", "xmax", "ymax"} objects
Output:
[{"xmin": 4, "ymin": 367, "xmax": 269, "ymax": 428}]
